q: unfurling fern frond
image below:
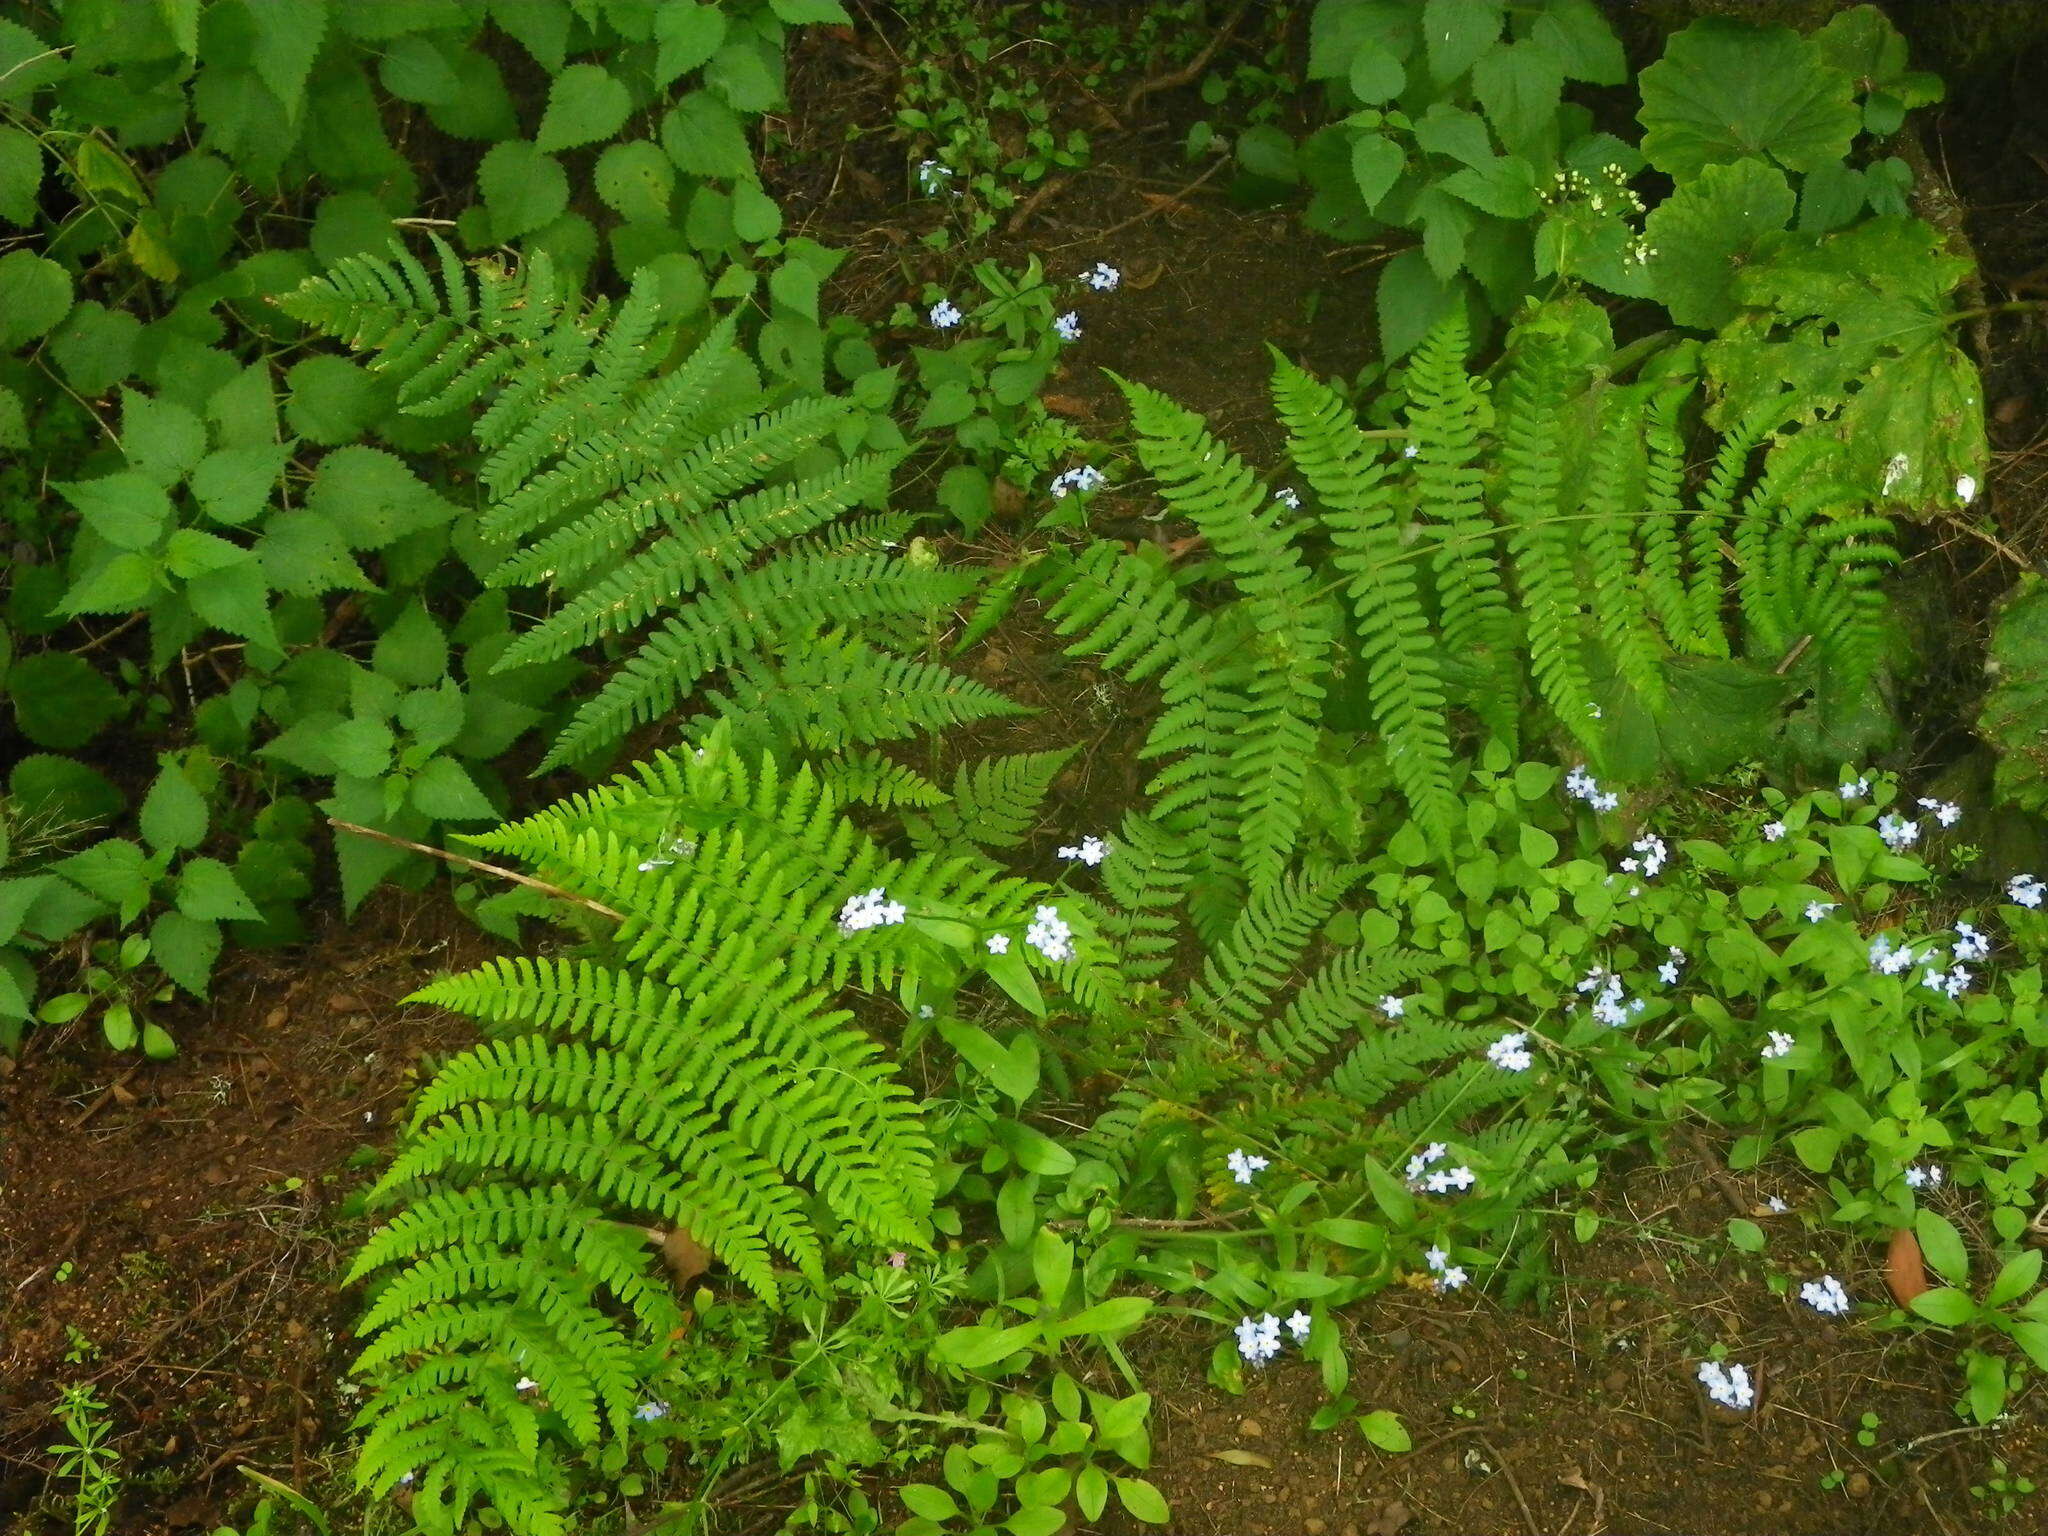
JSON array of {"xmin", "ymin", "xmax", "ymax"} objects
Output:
[
  {"xmin": 354, "ymin": 730, "xmax": 1098, "ymax": 1533},
  {"xmin": 1273, "ymin": 351, "xmax": 1459, "ymax": 854}
]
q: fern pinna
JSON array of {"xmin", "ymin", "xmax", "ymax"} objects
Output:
[
  {"xmin": 278, "ymin": 237, "xmax": 1000, "ymax": 771},
  {"xmin": 348, "ymin": 729, "xmax": 1103, "ymax": 1534},
  {"xmin": 1046, "ymin": 302, "xmax": 1902, "ymax": 861}
]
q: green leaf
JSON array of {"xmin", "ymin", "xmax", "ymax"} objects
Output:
[
  {"xmin": 176, "ymin": 856, "xmax": 261, "ymax": 921},
  {"xmin": 1350, "ymin": 131, "xmax": 1404, "ymax": 209},
  {"xmin": 307, "ymin": 447, "xmax": 455, "ymax": 549},
  {"xmin": 536, "ymin": 63, "xmax": 632, "ymax": 152},
  {"xmin": 705, "ymin": 41, "xmax": 779, "ymax": 113},
  {"xmin": 662, "ymin": 90, "xmax": 756, "ymax": 180},
  {"xmin": 142, "ymin": 1021, "xmax": 178, "ymax": 1060},
  {"xmin": 8, "ymin": 654, "xmax": 124, "ymax": 749},
  {"xmin": 1529, "ymin": 0, "xmax": 1625, "ymax": 85},
  {"xmin": 58, "ymin": 472, "xmax": 172, "ymax": 551},
  {"xmin": 1789, "ymin": 1124, "xmax": 1840, "ymax": 1172},
  {"xmin": 149, "ymin": 913, "xmax": 220, "ymax": 999},
  {"xmin": 0, "ymin": 125, "xmax": 42, "ymax": 225},
  {"xmin": 1914, "ymin": 1210, "xmax": 1970, "ymax": 1286},
  {"xmin": 140, "ymin": 759, "xmax": 210, "ymax": 852},
  {"xmin": 59, "ymin": 552, "xmax": 157, "ymax": 615},
  {"xmin": 595, "ymin": 140, "xmax": 675, "ymax": 222},
  {"xmin": 1412, "ymin": 104, "xmax": 1495, "ymax": 168},
  {"xmin": 0, "ymin": 249, "xmax": 72, "ymax": 348},
  {"xmin": 479, "ymin": 139, "xmax": 569, "ymax": 241},
  {"xmin": 1440, "ymin": 154, "xmax": 1539, "ymax": 220},
  {"xmin": 770, "ymin": 0, "xmax": 851, "ymax": 21},
  {"xmin": 1472, "ymin": 42, "xmax": 1564, "ymax": 152},
  {"xmin": 1357, "ymin": 1409, "xmax": 1412, "ymax": 1452},
  {"xmin": 654, "ymin": 1, "xmax": 727, "ymax": 87},
  {"xmin": 191, "ymin": 443, "xmax": 292, "ymax": 525},
  {"xmin": 243, "ymin": 0, "xmax": 328, "ymax": 118},
  {"xmin": 1422, "ymin": 0, "xmax": 1503, "ymax": 82},
  {"xmin": 932, "ymin": 1322, "xmax": 1039, "ymax": 1369},
  {"xmin": 1347, "ymin": 41, "xmax": 1404, "ymax": 103},
  {"xmin": 899, "ymin": 1486, "xmax": 960, "ymax": 1523},
  {"xmin": 1907, "ymin": 1287, "xmax": 1978, "ymax": 1327},
  {"xmin": 372, "ymin": 601, "xmax": 450, "ymax": 685},
  {"xmin": 935, "ymin": 1018, "xmax": 1039, "ymax": 1102},
  {"xmin": 1982, "ymin": 577, "xmax": 2048, "ymax": 816},
  {"xmin": 256, "ymin": 510, "xmax": 372, "ymax": 597},
  {"xmin": 1376, "ymin": 249, "xmax": 1462, "ymax": 362},
  {"xmin": 731, "ymin": 181, "xmax": 781, "ymax": 242},
  {"xmin": 1725, "ymin": 1218, "xmax": 1765, "ymax": 1253},
  {"xmin": 1236, "ymin": 124, "xmax": 1298, "ymax": 184},
  {"xmin": 1049, "ymin": 1296, "xmax": 1151, "ymax": 1340},
  {"xmin": 1986, "ymin": 1248, "xmax": 2043, "ymax": 1309},
  {"xmin": 409, "ymin": 756, "xmax": 496, "ymax": 820},
  {"xmin": 1113, "ymin": 1478, "xmax": 1169, "ymax": 1525},
  {"xmin": 164, "ymin": 528, "xmax": 249, "ymax": 580},
  {"xmin": 328, "ymin": 719, "xmax": 396, "ymax": 778},
  {"xmin": 1637, "ymin": 21, "xmax": 1858, "ymax": 178},
  {"xmin": 1639, "ymin": 157, "xmax": 1793, "ymax": 330},
  {"xmin": 284, "ymin": 355, "xmax": 389, "ymax": 445}
]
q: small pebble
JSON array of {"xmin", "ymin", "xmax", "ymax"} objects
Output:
[
  {"xmin": 1306, "ymin": 1520, "xmax": 1326, "ymax": 1535},
  {"xmin": 1239, "ymin": 1418, "xmax": 1263, "ymax": 1439},
  {"xmin": 1846, "ymin": 1472, "xmax": 1871, "ymax": 1499}
]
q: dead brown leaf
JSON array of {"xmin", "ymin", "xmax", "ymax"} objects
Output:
[
  {"xmin": 1206, "ymin": 1448, "xmax": 1274, "ymax": 1468},
  {"xmin": 1887, "ymin": 1226, "xmax": 1931, "ymax": 1307}
]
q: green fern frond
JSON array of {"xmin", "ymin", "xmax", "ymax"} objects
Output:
[
  {"xmin": 1100, "ymin": 812, "xmax": 1193, "ymax": 984},
  {"xmin": 1253, "ymin": 942, "xmax": 1448, "ymax": 1067},
  {"xmin": 907, "ymin": 748, "xmax": 1076, "ymax": 854},
  {"xmin": 816, "ymin": 748, "xmax": 950, "ymax": 810},
  {"xmin": 1580, "ymin": 395, "xmax": 1668, "ymax": 711},
  {"xmin": 1639, "ymin": 381, "xmax": 1696, "ymax": 646},
  {"xmin": 1187, "ymin": 861, "xmax": 1360, "ymax": 1031}
]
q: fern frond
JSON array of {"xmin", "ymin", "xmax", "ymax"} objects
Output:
[
  {"xmin": 907, "ymin": 748, "xmax": 1076, "ymax": 854},
  {"xmin": 1639, "ymin": 381, "xmax": 1696, "ymax": 645},
  {"xmin": 1187, "ymin": 862, "xmax": 1360, "ymax": 1031},
  {"xmin": 1253, "ymin": 942, "xmax": 1448, "ymax": 1067},
  {"xmin": 1099, "ymin": 812, "xmax": 1193, "ymax": 985},
  {"xmin": 816, "ymin": 748, "xmax": 949, "ymax": 810},
  {"xmin": 1580, "ymin": 394, "xmax": 1668, "ymax": 711}
]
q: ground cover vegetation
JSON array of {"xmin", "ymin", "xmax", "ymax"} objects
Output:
[{"xmin": 5, "ymin": 0, "xmax": 2048, "ymax": 1532}]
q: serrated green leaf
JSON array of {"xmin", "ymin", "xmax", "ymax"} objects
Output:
[
  {"xmin": 59, "ymin": 552, "xmax": 157, "ymax": 615},
  {"xmin": 58, "ymin": 472, "xmax": 173, "ymax": 551},
  {"xmin": 256, "ymin": 510, "xmax": 373, "ymax": 597},
  {"xmin": 284, "ymin": 355, "xmax": 389, "ymax": 445},
  {"xmin": 479, "ymin": 139, "xmax": 569, "ymax": 241},
  {"xmin": 1638, "ymin": 21, "xmax": 1858, "ymax": 178},
  {"xmin": 537, "ymin": 63, "xmax": 632, "ymax": 152},
  {"xmin": 186, "ymin": 560, "xmax": 279, "ymax": 650},
  {"xmin": 1639, "ymin": 157, "xmax": 1793, "ymax": 329},
  {"xmin": 1472, "ymin": 40, "xmax": 1564, "ymax": 152},
  {"xmin": 595, "ymin": 140, "xmax": 675, "ymax": 222},
  {"xmin": 0, "ymin": 125, "xmax": 42, "ymax": 225},
  {"xmin": 0, "ymin": 248, "xmax": 71, "ymax": 348},
  {"xmin": 373, "ymin": 601, "xmax": 449, "ymax": 685},
  {"xmin": 1422, "ymin": 0, "xmax": 1503, "ymax": 82},
  {"xmin": 140, "ymin": 760, "xmax": 209, "ymax": 853},
  {"xmin": 662, "ymin": 90, "xmax": 756, "ymax": 180},
  {"xmin": 176, "ymin": 856, "xmax": 261, "ymax": 921},
  {"xmin": 151, "ymin": 911, "xmax": 221, "ymax": 996},
  {"xmin": 409, "ymin": 755, "xmax": 495, "ymax": 820},
  {"xmin": 164, "ymin": 528, "xmax": 249, "ymax": 579},
  {"xmin": 306, "ymin": 446, "xmax": 455, "ymax": 550},
  {"xmin": 328, "ymin": 718, "xmax": 396, "ymax": 778},
  {"xmin": 190, "ymin": 442, "xmax": 292, "ymax": 525},
  {"xmin": 242, "ymin": 0, "xmax": 328, "ymax": 118}
]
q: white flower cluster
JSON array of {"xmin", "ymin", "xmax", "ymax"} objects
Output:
[
  {"xmin": 1839, "ymin": 776, "xmax": 1869, "ymax": 800},
  {"xmin": 1953, "ymin": 922, "xmax": 1991, "ymax": 964},
  {"xmin": 1082, "ymin": 261, "xmax": 1120, "ymax": 291},
  {"xmin": 1905, "ymin": 1162, "xmax": 1945, "ymax": 1189},
  {"xmin": 1564, "ymin": 764, "xmax": 1620, "ymax": 813},
  {"xmin": 1921, "ymin": 963, "xmax": 1973, "ymax": 999},
  {"xmin": 636, "ymin": 836, "xmax": 698, "ymax": 872},
  {"xmin": 1799, "ymin": 1275, "xmax": 1851, "ymax": 1316},
  {"xmin": 634, "ymin": 1400, "xmax": 670, "ymax": 1421},
  {"xmin": 1407, "ymin": 1141, "xmax": 1476, "ymax": 1194},
  {"xmin": 1275, "ymin": 486, "xmax": 1302, "ymax": 510},
  {"xmin": 1424, "ymin": 1245, "xmax": 1468, "ymax": 1293},
  {"xmin": 1058, "ymin": 835, "xmax": 1110, "ymax": 866},
  {"xmin": 929, "ymin": 299, "xmax": 963, "ymax": 330},
  {"xmin": 1877, "ymin": 813, "xmax": 1919, "ymax": 851},
  {"xmin": 1227, "ymin": 1147, "xmax": 1269, "ymax": 1185},
  {"xmin": 1804, "ymin": 900, "xmax": 1838, "ymax": 923},
  {"xmin": 1234, "ymin": 1309, "xmax": 1312, "ymax": 1364},
  {"xmin": 1578, "ymin": 966, "xmax": 1641, "ymax": 1028},
  {"xmin": 1917, "ymin": 796, "xmax": 1962, "ymax": 828},
  {"xmin": 1657, "ymin": 946, "xmax": 1686, "ymax": 986},
  {"xmin": 1697, "ymin": 1360, "xmax": 1754, "ymax": 1410},
  {"xmin": 1867, "ymin": 933, "xmax": 1918, "ymax": 978},
  {"xmin": 2009, "ymin": 873, "xmax": 2045, "ymax": 909},
  {"xmin": 1620, "ymin": 833, "xmax": 1668, "ymax": 879},
  {"xmin": 1026, "ymin": 903, "xmax": 1074, "ymax": 962},
  {"xmin": 1760, "ymin": 1029, "xmax": 1795, "ymax": 1061},
  {"xmin": 1053, "ymin": 310, "xmax": 1082, "ymax": 341},
  {"xmin": 1050, "ymin": 464, "xmax": 1105, "ymax": 498},
  {"xmin": 916, "ymin": 159, "xmax": 953, "ymax": 195},
  {"xmin": 838, "ymin": 887, "xmax": 907, "ymax": 934},
  {"xmin": 1761, "ymin": 820, "xmax": 1786, "ymax": 842},
  {"xmin": 1486, "ymin": 1031, "xmax": 1532, "ymax": 1073}
]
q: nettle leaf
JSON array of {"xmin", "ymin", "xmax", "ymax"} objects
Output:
[
  {"xmin": 257, "ymin": 510, "xmax": 374, "ymax": 596},
  {"xmin": 164, "ymin": 528, "xmax": 249, "ymax": 580},
  {"xmin": 1982, "ymin": 576, "xmax": 2048, "ymax": 818},
  {"xmin": 1471, "ymin": 41, "xmax": 1564, "ymax": 152},
  {"xmin": 492, "ymin": 0, "xmax": 571, "ymax": 71},
  {"xmin": 58, "ymin": 472, "xmax": 174, "ymax": 551},
  {"xmin": 7, "ymin": 653, "xmax": 124, "ymax": 749},
  {"xmin": 662, "ymin": 90, "xmax": 756, "ymax": 180},
  {"xmin": 1421, "ymin": 0, "xmax": 1503, "ymax": 83},
  {"xmin": 705, "ymin": 41, "xmax": 780, "ymax": 114},
  {"xmin": 536, "ymin": 63, "xmax": 633, "ymax": 152},
  {"xmin": 595, "ymin": 140, "xmax": 675, "ymax": 222},
  {"xmin": 409, "ymin": 755, "xmax": 496, "ymax": 820},
  {"xmin": 373, "ymin": 601, "xmax": 451, "ymax": 686},
  {"xmin": 1529, "ymin": 0, "xmax": 1625, "ymax": 86},
  {"xmin": 59, "ymin": 552, "xmax": 157, "ymax": 616},
  {"xmin": 479, "ymin": 139, "xmax": 569, "ymax": 241},
  {"xmin": 0, "ymin": 124, "xmax": 42, "ymax": 225},
  {"xmin": 1376, "ymin": 248, "xmax": 1463, "ymax": 361},
  {"xmin": 306, "ymin": 446, "xmax": 457, "ymax": 550},
  {"xmin": 187, "ymin": 560, "xmax": 280, "ymax": 650},
  {"xmin": 244, "ymin": 0, "xmax": 329, "ymax": 118},
  {"xmin": 285, "ymin": 355, "xmax": 391, "ymax": 445},
  {"xmin": 176, "ymin": 856, "xmax": 262, "ymax": 921},
  {"xmin": 151, "ymin": 911, "xmax": 222, "ymax": 996},
  {"xmin": 769, "ymin": 0, "xmax": 851, "ymax": 22},
  {"xmin": 0, "ymin": 249, "xmax": 73, "ymax": 347},
  {"xmin": 1703, "ymin": 217, "xmax": 1985, "ymax": 505},
  {"xmin": 1637, "ymin": 21, "xmax": 1858, "ymax": 178},
  {"xmin": 1350, "ymin": 132, "xmax": 1404, "ymax": 209},
  {"xmin": 1439, "ymin": 154, "xmax": 1538, "ymax": 220},
  {"xmin": 141, "ymin": 758, "xmax": 211, "ymax": 852},
  {"xmin": 1639, "ymin": 157, "xmax": 1793, "ymax": 329},
  {"xmin": 328, "ymin": 718, "xmax": 397, "ymax": 778},
  {"xmin": 191, "ymin": 442, "xmax": 294, "ymax": 525}
]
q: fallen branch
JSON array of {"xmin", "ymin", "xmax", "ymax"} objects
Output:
[
  {"xmin": 326, "ymin": 819, "xmax": 624, "ymax": 922},
  {"xmin": 1120, "ymin": 2, "xmax": 1251, "ymax": 118}
]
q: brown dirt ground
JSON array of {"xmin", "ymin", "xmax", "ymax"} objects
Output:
[{"xmin": 9, "ymin": 4, "xmax": 2048, "ymax": 1534}]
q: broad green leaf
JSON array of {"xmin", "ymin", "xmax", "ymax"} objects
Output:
[
  {"xmin": 1982, "ymin": 576, "xmax": 2048, "ymax": 816},
  {"xmin": 378, "ymin": 34, "xmax": 463, "ymax": 105},
  {"xmin": 0, "ymin": 18, "xmax": 65, "ymax": 104},
  {"xmin": 595, "ymin": 140, "xmax": 675, "ymax": 222},
  {"xmin": 1639, "ymin": 157, "xmax": 1793, "ymax": 329},
  {"xmin": 191, "ymin": 443, "xmax": 292, "ymax": 525},
  {"xmin": 899, "ymin": 1486, "xmax": 959, "ymax": 1523},
  {"xmin": 536, "ymin": 63, "xmax": 632, "ymax": 152},
  {"xmin": 187, "ymin": 561, "xmax": 278, "ymax": 650},
  {"xmin": 1725, "ymin": 1218, "xmax": 1765, "ymax": 1253},
  {"xmin": 662, "ymin": 90, "xmax": 756, "ymax": 180},
  {"xmin": 284, "ymin": 355, "xmax": 388, "ymax": 445},
  {"xmin": 327, "ymin": 719, "xmax": 396, "ymax": 778},
  {"xmin": 1914, "ymin": 1209, "xmax": 1969, "ymax": 1286},
  {"xmin": 164, "ymin": 528, "xmax": 249, "ymax": 579},
  {"xmin": 1350, "ymin": 132, "xmax": 1404, "ymax": 209},
  {"xmin": 654, "ymin": 1, "xmax": 727, "ymax": 87},
  {"xmin": 1358, "ymin": 1409, "xmax": 1412, "ymax": 1452},
  {"xmin": 1376, "ymin": 248, "xmax": 1462, "ymax": 361},
  {"xmin": 59, "ymin": 552, "xmax": 157, "ymax": 615},
  {"xmin": 0, "ymin": 125, "xmax": 41, "ymax": 225},
  {"xmin": 307, "ymin": 446, "xmax": 456, "ymax": 550},
  {"xmin": 1236, "ymin": 124, "xmax": 1298, "ymax": 184},
  {"xmin": 1529, "ymin": 0, "xmax": 1625, "ymax": 85},
  {"xmin": 1637, "ymin": 21, "xmax": 1858, "ymax": 178},
  {"xmin": 1347, "ymin": 41, "xmax": 1404, "ymax": 103},
  {"xmin": 1049, "ymin": 1296, "xmax": 1151, "ymax": 1340},
  {"xmin": 119, "ymin": 388, "xmax": 205, "ymax": 488},
  {"xmin": 1907, "ymin": 1287, "xmax": 1977, "ymax": 1327},
  {"xmin": 1411, "ymin": 103, "xmax": 1494, "ymax": 168},
  {"xmin": 770, "ymin": 0, "xmax": 851, "ymax": 21},
  {"xmin": 0, "ymin": 248, "xmax": 72, "ymax": 347},
  {"xmin": 1421, "ymin": 0, "xmax": 1503, "ymax": 83},
  {"xmin": 705, "ymin": 41, "xmax": 779, "ymax": 113},
  {"xmin": 176, "ymin": 856, "xmax": 261, "ymax": 921},
  {"xmin": 242, "ymin": 0, "xmax": 328, "ymax": 118},
  {"xmin": 478, "ymin": 139, "xmax": 569, "ymax": 241},
  {"xmin": 57, "ymin": 472, "xmax": 172, "ymax": 551},
  {"xmin": 1811, "ymin": 5, "xmax": 1942, "ymax": 110},
  {"xmin": 256, "ymin": 510, "xmax": 373, "ymax": 597},
  {"xmin": 1113, "ymin": 1477, "xmax": 1169, "ymax": 1525},
  {"xmin": 409, "ymin": 756, "xmax": 495, "ymax": 820},
  {"xmin": 372, "ymin": 601, "xmax": 450, "ymax": 685},
  {"xmin": 151, "ymin": 911, "xmax": 221, "ymax": 996},
  {"xmin": 1472, "ymin": 41, "xmax": 1564, "ymax": 151},
  {"xmin": 932, "ymin": 1322, "xmax": 1038, "ymax": 1369},
  {"xmin": 140, "ymin": 759, "xmax": 209, "ymax": 852}
]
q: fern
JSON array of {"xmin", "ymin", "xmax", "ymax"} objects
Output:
[
  {"xmin": 907, "ymin": 748, "xmax": 1076, "ymax": 854},
  {"xmin": 1579, "ymin": 394, "xmax": 1668, "ymax": 711},
  {"xmin": 1187, "ymin": 861, "xmax": 1359, "ymax": 1032}
]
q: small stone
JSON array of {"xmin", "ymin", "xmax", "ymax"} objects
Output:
[
  {"xmin": 1239, "ymin": 1418, "xmax": 1263, "ymax": 1439},
  {"xmin": 264, "ymin": 1006, "xmax": 288, "ymax": 1029},
  {"xmin": 1846, "ymin": 1472, "xmax": 1871, "ymax": 1499},
  {"xmin": 1306, "ymin": 1521, "xmax": 1326, "ymax": 1535},
  {"xmin": 326, "ymin": 993, "xmax": 366, "ymax": 1014}
]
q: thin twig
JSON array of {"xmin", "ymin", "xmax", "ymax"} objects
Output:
[
  {"xmin": 1119, "ymin": 2, "xmax": 1251, "ymax": 117},
  {"xmin": 1086, "ymin": 156, "xmax": 1231, "ymax": 244},
  {"xmin": 1772, "ymin": 634, "xmax": 1814, "ymax": 676},
  {"xmin": 1900, "ymin": 1420, "xmax": 2007, "ymax": 1456},
  {"xmin": 326, "ymin": 819, "xmax": 624, "ymax": 922},
  {"xmin": 70, "ymin": 1064, "xmax": 143, "ymax": 1129},
  {"xmin": 1478, "ymin": 1435, "xmax": 1543, "ymax": 1536}
]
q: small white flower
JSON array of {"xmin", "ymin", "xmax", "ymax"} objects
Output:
[
  {"xmin": 1284, "ymin": 1310, "xmax": 1312, "ymax": 1342},
  {"xmin": 1762, "ymin": 821, "xmax": 1786, "ymax": 842},
  {"xmin": 1593, "ymin": 791, "xmax": 1619, "ymax": 812},
  {"xmin": 1761, "ymin": 1030, "xmax": 1795, "ymax": 1061},
  {"xmin": 1082, "ymin": 261, "xmax": 1121, "ymax": 291},
  {"xmin": 1053, "ymin": 310, "xmax": 1082, "ymax": 341},
  {"xmin": 1423, "ymin": 1165, "xmax": 1477, "ymax": 1194},
  {"xmin": 1434, "ymin": 1265, "xmax": 1468, "ymax": 1292},
  {"xmin": 1275, "ymin": 486, "xmax": 1302, "ymax": 510},
  {"xmin": 1877, "ymin": 813, "xmax": 1919, "ymax": 851},
  {"xmin": 837, "ymin": 887, "xmax": 908, "ymax": 935},
  {"xmin": 1839, "ymin": 777, "xmax": 1869, "ymax": 800},
  {"xmin": 1904, "ymin": 1162, "xmax": 1945, "ymax": 1190},
  {"xmin": 1565, "ymin": 765, "xmax": 1599, "ymax": 801},
  {"xmin": 515, "ymin": 1376, "xmax": 539, "ymax": 1392},
  {"xmin": 928, "ymin": 299, "xmax": 963, "ymax": 330},
  {"xmin": 1405, "ymin": 1142, "xmax": 1448, "ymax": 1184},
  {"xmin": 1486, "ymin": 1031, "xmax": 1533, "ymax": 1072},
  {"xmin": 2008, "ymin": 873, "xmax": 2045, "ymax": 910},
  {"xmin": 1588, "ymin": 702, "xmax": 1603, "ymax": 719},
  {"xmin": 1025, "ymin": 903, "xmax": 1075, "ymax": 962},
  {"xmin": 1049, "ymin": 464, "xmax": 1106, "ymax": 499},
  {"xmin": 634, "ymin": 1400, "xmax": 670, "ymax": 1422},
  {"xmin": 1918, "ymin": 797, "xmax": 1962, "ymax": 828},
  {"xmin": 1697, "ymin": 1360, "xmax": 1755, "ymax": 1410},
  {"xmin": 1424, "ymin": 1246, "xmax": 1450, "ymax": 1272},
  {"xmin": 1953, "ymin": 923, "xmax": 1990, "ymax": 964},
  {"xmin": 1799, "ymin": 1275, "xmax": 1851, "ymax": 1316},
  {"xmin": 1382, "ymin": 994, "xmax": 1406, "ymax": 1017},
  {"xmin": 1957, "ymin": 473, "xmax": 1978, "ymax": 505},
  {"xmin": 986, "ymin": 933, "xmax": 1011, "ymax": 954},
  {"xmin": 1235, "ymin": 1312, "xmax": 1283, "ymax": 1365},
  {"xmin": 1057, "ymin": 835, "xmax": 1110, "ymax": 866},
  {"xmin": 1630, "ymin": 834, "xmax": 1670, "ymax": 879},
  {"xmin": 1226, "ymin": 1148, "xmax": 1270, "ymax": 1185},
  {"xmin": 916, "ymin": 159, "xmax": 953, "ymax": 195},
  {"xmin": 917, "ymin": 1004, "xmax": 935, "ymax": 1020},
  {"xmin": 1766, "ymin": 1196, "xmax": 1789, "ymax": 1214},
  {"xmin": 1805, "ymin": 900, "xmax": 1838, "ymax": 923},
  {"xmin": 1402, "ymin": 442, "xmax": 1420, "ymax": 459}
]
